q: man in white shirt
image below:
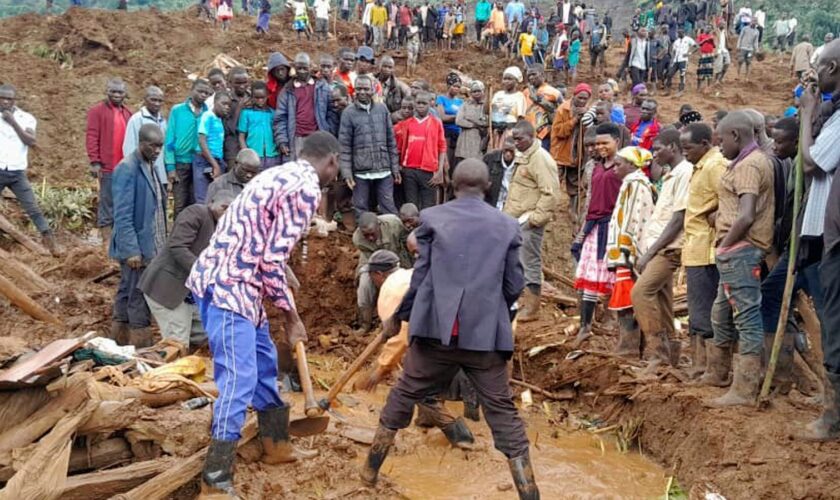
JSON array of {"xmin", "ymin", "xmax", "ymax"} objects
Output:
[
  {"xmin": 629, "ymin": 28, "xmax": 649, "ymax": 87},
  {"xmin": 753, "ymin": 6, "xmax": 765, "ymax": 42},
  {"xmin": 667, "ymin": 29, "xmax": 697, "ymax": 94},
  {"xmin": 123, "ymin": 86, "xmax": 168, "ymax": 190},
  {"xmin": 774, "ymin": 15, "xmax": 790, "ymax": 52},
  {"xmin": 314, "ymin": 0, "xmax": 331, "ymax": 41},
  {"xmin": 0, "ymin": 84, "xmax": 59, "ymax": 256},
  {"xmin": 812, "ymin": 33, "xmax": 836, "ymax": 65}
]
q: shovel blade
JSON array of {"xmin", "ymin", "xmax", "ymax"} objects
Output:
[{"xmin": 289, "ymin": 415, "xmax": 330, "ymax": 437}]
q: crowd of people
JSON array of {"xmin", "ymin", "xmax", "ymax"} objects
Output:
[{"xmin": 2, "ymin": 1, "xmax": 839, "ymax": 499}]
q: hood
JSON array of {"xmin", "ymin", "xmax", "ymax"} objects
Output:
[{"xmin": 267, "ymin": 52, "xmax": 290, "ymax": 72}]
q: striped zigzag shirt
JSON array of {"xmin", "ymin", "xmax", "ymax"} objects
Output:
[{"xmin": 187, "ymin": 160, "xmax": 321, "ymax": 326}]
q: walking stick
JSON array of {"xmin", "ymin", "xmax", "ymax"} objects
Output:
[{"xmin": 758, "ymin": 117, "xmax": 805, "ymax": 406}]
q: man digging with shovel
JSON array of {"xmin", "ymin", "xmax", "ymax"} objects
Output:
[{"xmin": 187, "ymin": 132, "xmax": 340, "ymax": 498}]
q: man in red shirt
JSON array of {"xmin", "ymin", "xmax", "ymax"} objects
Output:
[
  {"xmin": 86, "ymin": 78, "xmax": 133, "ymax": 250},
  {"xmin": 395, "ymin": 92, "xmax": 446, "ymax": 209},
  {"xmin": 629, "ymin": 98, "xmax": 661, "ymax": 151}
]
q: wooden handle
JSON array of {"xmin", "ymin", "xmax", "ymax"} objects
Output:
[
  {"xmin": 324, "ymin": 333, "xmax": 386, "ymax": 405},
  {"xmin": 294, "ymin": 341, "xmax": 319, "ymax": 417}
]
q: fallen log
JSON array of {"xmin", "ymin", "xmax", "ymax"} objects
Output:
[
  {"xmin": 78, "ymin": 399, "xmax": 145, "ymax": 435},
  {"xmin": 68, "ymin": 437, "xmax": 133, "ymax": 474},
  {"xmin": 112, "ymin": 416, "xmax": 259, "ymax": 500},
  {"xmin": 0, "ymin": 213, "xmax": 50, "ymax": 256},
  {"xmin": 0, "ymin": 248, "xmax": 51, "ymax": 294},
  {"xmin": 0, "ymin": 271, "xmax": 62, "ymax": 326},
  {"xmin": 60, "ymin": 458, "xmax": 175, "ymax": 500},
  {"xmin": 543, "ymin": 266, "xmax": 575, "ymax": 289},
  {"xmin": 541, "ymin": 290, "xmax": 578, "ymax": 308},
  {"xmin": 118, "ymin": 381, "xmax": 218, "ymax": 408}
]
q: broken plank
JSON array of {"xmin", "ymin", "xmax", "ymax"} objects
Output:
[
  {"xmin": 0, "ymin": 213, "xmax": 50, "ymax": 256},
  {"xmin": 0, "ymin": 271, "xmax": 62, "ymax": 326},
  {"xmin": 510, "ymin": 379, "xmax": 575, "ymax": 400},
  {"xmin": 112, "ymin": 416, "xmax": 258, "ymax": 500},
  {"xmin": 0, "ymin": 334, "xmax": 90, "ymax": 386},
  {"xmin": 0, "ymin": 248, "xmax": 51, "ymax": 293},
  {"xmin": 90, "ymin": 268, "xmax": 119, "ymax": 284},
  {"xmin": 69, "ymin": 437, "xmax": 133, "ymax": 474},
  {"xmin": 60, "ymin": 458, "xmax": 176, "ymax": 500},
  {"xmin": 542, "ymin": 266, "xmax": 575, "ymax": 288}
]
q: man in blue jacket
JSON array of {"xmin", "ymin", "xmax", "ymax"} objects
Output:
[
  {"xmin": 360, "ymin": 159, "xmax": 539, "ymax": 499},
  {"xmin": 274, "ymin": 53, "xmax": 338, "ymax": 162},
  {"xmin": 110, "ymin": 124, "xmax": 168, "ymax": 349}
]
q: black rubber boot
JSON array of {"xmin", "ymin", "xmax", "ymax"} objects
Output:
[
  {"xmin": 441, "ymin": 417, "xmax": 476, "ymax": 449},
  {"xmin": 258, "ymin": 406, "xmax": 317, "ymax": 464},
  {"xmin": 199, "ymin": 439, "xmax": 238, "ymax": 499},
  {"xmin": 463, "ymin": 401, "xmax": 481, "ymax": 422},
  {"xmin": 798, "ymin": 372, "xmax": 840, "ymax": 441},
  {"xmin": 360, "ymin": 425, "xmax": 397, "ymax": 486},
  {"xmin": 507, "ymin": 454, "xmax": 540, "ymax": 499}
]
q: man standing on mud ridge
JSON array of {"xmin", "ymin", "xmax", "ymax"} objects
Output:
[
  {"xmin": 187, "ymin": 132, "xmax": 340, "ymax": 497},
  {"xmin": 123, "ymin": 86, "xmax": 167, "ymax": 191},
  {"xmin": 0, "ymin": 84, "xmax": 60, "ymax": 256},
  {"xmin": 360, "ymin": 159, "xmax": 539, "ymax": 499},
  {"xmin": 86, "ymin": 78, "xmax": 133, "ymax": 252}
]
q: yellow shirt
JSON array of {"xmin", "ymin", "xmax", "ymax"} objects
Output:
[
  {"xmin": 375, "ymin": 268, "xmax": 413, "ymax": 372},
  {"xmin": 641, "ymin": 159, "xmax": 692, "ymax": 252},
  {"xmin": 490, "ymin": 8, "xmax": 506, "ymax": 33},
  {"xmin": 519, "ymin": 33, "xmax": 536, "ymax": 56},
  {"xmin": 371, "ymin": 5, "xmax": 388, "ymax": 26},
  {"xmin": 682, "ymin": 147, "xmax": 728, "ymax": 267}
]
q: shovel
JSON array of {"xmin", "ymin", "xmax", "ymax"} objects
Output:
[
  {"xmin": 288, "ymin": 340, "xmax": 330, "ymax": 437},
  {"xmin": 315, "ymin": 332, "xmax": 387, "ymax": 415}
]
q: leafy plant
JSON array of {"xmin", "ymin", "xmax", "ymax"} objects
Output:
[
  {"xmin": 34, "ymin": 184, "xmax": 96, "ymax": 231},
  {"xmin": 30, "ymin": 44, "xmax": 73, "ymax": 68}
]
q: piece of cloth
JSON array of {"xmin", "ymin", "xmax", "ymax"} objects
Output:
[
  {"xmin": 502, "ymin": 139, "xmax": 560, "ymax": 228},
  {"xmin": 394, "ymin": 196, "xmax": 523, "ymax": 353},
  {"xmin": 145, "ymin": 294, "xmax": 207, "ymax": 347},
  {"xmin": 238, "ymin": 107, "xmax": 279, "ymax": 159},
  {"xmin": 642, "ymin": 159, "xmax": 692, "ymax": 251},
  {"xmin": 715, "ymin": 149, "xmax": 775, "ymax": 252},
  {"xmin": 606, "ymin": 170, "xmax": 655, "ymax": 269},
  {"xmin": 711, "ymin": 244, "xmax": 764, "ymax": 355},
  {"xmin": 138, "ymin": 204, "xmax": 217, "ymax": 310},
  {"xmin": 686, "ymin": 264, "xmax": 719, "ymax": 339},
  {"xmin": 607, "ymin": 266, "xmax": 634, "ymax": 311},
  {"xmin": 191, "ymin": 155, "xmax": 227, "ymax": 204},
  {"xmin": 110, "ymin": 151, "xmax": 167, "ymax": 263},
  {"xmin": 86, "ymin": 100, "xmax": 134, "ymax": 173},
  {"xmin": 574, "ymin": 228, "xmax": 615, "ymax": 296},
  {"xmin": 0, "ymin": 107, "xmax": 36, "ymax": 171},
  {"xmin": 187, "ymin": 160, "xmax": 321, "ymax": 327},
  {"xmin": 0, "ymin": 170, "xmax": 50, "ymax": 233},
  {"xmin": 379, "ymin": 339, "xmax": 530, "ymax": 459},
  {"xmin": 684, "ymin": 147, "xmax": 728, "ymax": 266},
  {"xmin": 339, "ymin": 101, "xmax": 399, "ymax": 180},
  {"xmin": 632, "ymin": 250, "xmax": 680, "ymax": 334},
  {"xmin": 196, "ymin": 291, "xmax": 286, "ymax": 441},
  {"xmin": 813, "ymin": 109, "xmax": 840, "ymax": 251},
  {"xmin": 164, "ymin": 99, "xmax": 208, "ymax": 169},
  {"xmin": 520, "ymin": 223, "xmax": 545, "ymax": 288},
  {"xmin": 113, "ymin": 263, "xmax": 151, "ymax": 329},
  {"xmin": 123, "ymin": 107, "xmax": 168, "ymax": 185}
]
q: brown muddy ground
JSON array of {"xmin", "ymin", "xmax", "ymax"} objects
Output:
[{"xmin": 0, "ymin": 6, "xmax": 823, "ymax": 500}]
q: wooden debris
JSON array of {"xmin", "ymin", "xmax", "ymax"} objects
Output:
[
  {"xmin": 0, "ymin": 271, "xmax": 62, "ymax": 326},
  {"xmin": 0, "ymin": 248, "xmax": 51, "ymax": 294},
  {"xmin": 60, "ymin": 458, "xmax": 175, "ymax": 500},
  {"xmin": 0, "ymin": 213, "xmax": 50, "ymax": 256},
  {"xmin": 542, "ymin": 266, "xmax": 575, "ymax": 289},
  {"xmin": 90, "ymin": 268, "xmax": 119, "ymax": 284},
  {"xmin": 0, "ymin": 334, "xmax": 92, "ymax": 387},
  {"xmin": 511, "ymin": 379, "xmax": 575, "ymax": 400},
  {"xmin": 68, "ymin": 437, "xmax": 132, "ymax": 474}
]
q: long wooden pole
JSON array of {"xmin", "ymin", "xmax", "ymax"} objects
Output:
[
  {"xmin": 0, "ymin": 271, "xmax": 62, "ymax": 325},
  {"xmin": 758, "ymin": 118, "xmax": 805, "ymax": 404}
]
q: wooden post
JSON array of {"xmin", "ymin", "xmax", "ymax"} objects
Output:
[
  {"xmin": 0, "ymin": 213, "xmax": 50, "ymax": 256},
  {"xmin": 0, "ymin": 271, "xmax": 62, "ymax": 326},
  {"xmin": 0, "ymin": 248, "xmax": 51, "ymax": 294}
]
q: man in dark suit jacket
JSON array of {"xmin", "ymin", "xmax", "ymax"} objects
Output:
[
  {"xmin": 360, "ymin": 159, "xmax": 540, "ymax": 500},
  {"xmin": 110, "ymin": 124, "xmax": 166, "ymax": 349},
  {"xmin": 138, "ymin": 189, "xmax": 235, "ymax": 351}
]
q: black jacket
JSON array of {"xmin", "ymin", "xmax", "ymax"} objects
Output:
[
  {"xmin": 483, "ymin": 149, "xmax": 510, "ymax": 207},
  {"xmin": 338, "ymin": 101, "xmax": 399, "ymax": 180},
  {"xmin": 138, "ymin": 204, "xmax": 216, "ymax": 309}
]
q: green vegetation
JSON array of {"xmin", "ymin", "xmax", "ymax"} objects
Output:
[
  {"xmin": 34, "ymin": 184, "xmax": 96, "ymax": 232},
  {"xmin": 0, "ymin": 0, "xmax": 195, "ymax": 17}
]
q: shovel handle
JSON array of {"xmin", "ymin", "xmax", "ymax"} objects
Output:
[
  {"xmin": 321, "ymin": 333, "xmax": 387, "ymax": 410},
  {"xmin": 294, "ymin": 340, "xmax": 320, "ymax": 417}
]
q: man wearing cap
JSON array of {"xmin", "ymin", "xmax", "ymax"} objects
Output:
[
  {"xmin": 356, "ymin": 248, "xmax": 477, "ymax": 448},
  {"xmin": 354, "ymin": 46, "xmax": 384, "ymax": 97},
  {"xmin": 360, "ymin": 159, "xmax": 539, "ymax": 499},
  {"xmin": 551, "ymin": 83, "xmax": 592, "ymax": 221},
  {"xmin": 274, "ymin": 52, "xmax": 338, "ymax": 162},
  {"xmin": 353, "ymin": 211, "xmax": 411, "ymax": 330},
  {"xmin": 339, "ymin": 73, "xmax": 400, "ymax": 218},
  {"xmin": 505, "ymin": 121, "xmax": 560, "ymax": 323}
]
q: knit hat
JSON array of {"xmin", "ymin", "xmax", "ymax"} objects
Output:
[
  {"xmin": 364, "ymin": 250, "xmax": 401, "ymax": 273},
  {"xmin": 616, "ymin": 146, "xmax": 653, "ymax": 169},
  {"xmin": 573, "ymin": 83, "xmax": 592, "ymax": 96},
  {"xmin": 469, "ymin": 80, "xmax": 485, "ymax": 92},
  {"xmin": 503, "ymin": 66, "xmax": 523, "ymax": 83},
  {"xmin": 631, "ymin": 83, "xmax": 648, "ymax": 96}
]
